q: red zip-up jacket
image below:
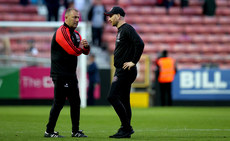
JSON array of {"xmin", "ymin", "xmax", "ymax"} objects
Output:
[{"xmin": 50, "ymin": 23, "xmax": 90, "ymax": 79}]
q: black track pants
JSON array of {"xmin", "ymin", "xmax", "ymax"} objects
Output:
[
  {"xmin": 46, "ymin": 78, "xmax": 80, "ymax": 133},
  {"xmin": 107, "ymin": 67, "xmax": 137, "ymax": 129}
]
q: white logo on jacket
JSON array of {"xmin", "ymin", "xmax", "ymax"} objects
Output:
[
  {"xmin": 116, "ymin": 32, "xmax": 120, "ymax": 42},
  {"xmin": 74, "ymin": 32, "xmax": 81, "ymax": 42}
]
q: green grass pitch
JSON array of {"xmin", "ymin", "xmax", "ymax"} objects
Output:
[{"xmin": 0, "ymin": 106, "xmax": 229, "ymax": 141}]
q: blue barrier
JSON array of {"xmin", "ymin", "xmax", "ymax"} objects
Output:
[{"xmin": 172, "ymin": 69, "xmax": 230, "ymax": 101}]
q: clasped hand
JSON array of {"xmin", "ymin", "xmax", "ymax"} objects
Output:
[
  {"xmin": 123, "ymin": 62, "xmax": 135, "ymax": 70},
  {"xmin": 81, "ymin": 39, "xmax": 89, "ymax": 48}
]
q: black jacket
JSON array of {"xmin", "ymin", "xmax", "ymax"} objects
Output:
[
  {"xmin": 50, "ymin": 23, "xmax": 90, "ymax": 79},
  {"xmin": 114, "ymin": 23, "xmax": 144, "ymax": 68}
]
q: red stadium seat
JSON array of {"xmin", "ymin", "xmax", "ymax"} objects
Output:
[
  {"xmin": 219, "ymin": 35, "xmax": 230, "ymax": 43},
  {"xmin": 219, "ymin": 64, "xmax": 230, "ymax": 69},
  {"xmin": 220, "ymin": 25, "xmax": 230, "ymax": 34},
  {"xmin": 191, "ymin": 35, "xmax": 208, "ymax": 43},
  {"xmin": 175, "ymin": 16, "xmax": 190, "ymax": 25},
  {"xmin": 139, "ymin": 6, "xmax": 153, "ymax": 15},
  {"xmin": 141, "ymin": 34, "xmax": 152, "ymax": 44},
  {"xmin": 215, "ymin": 44, "xmax": 229, "ymax": 54},
  {"xmin": 189, "ymin": 16, "xmax": 203, "ymax": 24},
  {"xmin": 169, "ymin": 7, "xmax": 181, "ymax": 15},
  {"xmin": 218, "ymin": 16, "xmax": 230, "ymax": 25},
  {"xmin": 185, "ymin": 44, "xmax": 201, "ymax": 54},
  {"xmin": 216, "ymin": 0, "xmax": 228, "ymax": 7},
  {"xmin": 145, "ymin": 16, "xmax": 161, "ymax": 24},
  {"xmin": 216, "ymin": 7, "xmax": 230, "ymax": 16},
  {"xmin": 200, "ymin": 44, "xmax": 215, "ymax": 54},
  {"xmin": 157, "ymin": 43, "xmax": 172, "ymax": 52},
  {"xmin": 182, "ymin": 7, "xmax": 202, "ymax": 15},
  {"xmin": 177, "ymin": 63, "xmax": 201, "ymax": 69},
  {"xmin": 32, "ymin": 15, "xmax": 46, "ymax": 21},
  {"xmin": 143, "ymin": 44, "xmax": 158, "ymax": 53},
  {"xmin": 0, "ymin": 0, "xmax": 19, "ymax": 5},
  {"xmin": 126, "ymin": 6, "xmax": 140, "ymax": 15},
  {"xmin": 100, "ymin": 0, "xmax": 230, "ymax": 69},
  {"xmin": 209, "ymin": 25, "xmax": 225, "ymax": 35},
  {"xmin": 104, "ymin": 25, "xmax": 117, "ymax": 33},
  {"xmin": 166, "ymin": 25, "xmax": 183, "ymax": 34},
  {"xmin": 17, "ymin": 14, "xmax": 33, "ymax": 21},
  {"xmin": 207, "ymin": 35, "xmax": 221, "ymax": 43},
  {"xmin": 118, "ymin": 0, "xmax": 131, "ymax": 7},
  {"xmin": 107, "ymin": 42, "xmax": 115, "ymax": 52},
  {"xmin": 125, "ymin": 15, "xmax": 144, "ymax": 24},
  {"xmin": 152, "ymin": 7, "xmax": 167, "ymax": 15},
  {"xmin": 102, "ymin": 33, "xmax": 116, "ymax": 42},
  {"xmin": 136, "ymin": 24, "xmax": 150, "ymax": 33},
  {"xmin": 2, "ymin": 13, "xmax": 17, "ymax": 21},
  {"xmin": 171, "ymin": 44, "xmax": 187, "ymax": 54},
  {"xmin": 203, "ymin": 16, "xmax": 218, "ymax": 25},
  {"xmin": 131, "ymin": 0, "xmax": 156, "ymax": 6},
  {"xmin": 189, "ymin": 0, "xmax": 203, "ymax": 7},
  {"xmin": 102, "ymin": 0, "xmax": 116, "ymax": 5}
]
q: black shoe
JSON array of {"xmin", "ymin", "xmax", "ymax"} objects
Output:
[
  {"xmin": 109, "ymin": 126, "xmax": 134, "ymax": 138},
  {"xmin": 44, "ymin": 131, "xmax": 64, "ymax": 138},
  {"xmin": 72, "ymin": 130, "xmax": 88, "ymax": 137}
]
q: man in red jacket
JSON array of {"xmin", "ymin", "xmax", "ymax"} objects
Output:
[{"xmin": 44, "ymin": 8, "xmax": 90, "ymax": 138}]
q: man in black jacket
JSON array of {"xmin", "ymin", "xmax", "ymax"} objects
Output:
[
  {"xmin": 105, "ymin": 6, "xmax": 144, "ymax": 138},
  {"xmin": 44, "ymin": 8, "xmax": 90, "ymax": 138}
]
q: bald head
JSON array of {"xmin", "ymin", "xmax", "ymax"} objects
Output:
[
  {"xmin": 65, "ymin": 8, "xmax": 80, "ymax": 29},
  {"xmin": 65, "ymin": 8, "xmax": 79, "ymax": 17}
]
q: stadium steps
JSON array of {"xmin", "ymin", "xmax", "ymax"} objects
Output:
[{"xmin": 103, "ymin": 1, "xmax": 230, "ymax": 70}]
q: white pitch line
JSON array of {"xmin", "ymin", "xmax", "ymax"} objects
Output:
[
  {"xmin": 15, "ymin": 129, "xmax": 230, "ymax": 134},
  {"xmin": 134, "ymin": 129, "xmax": 230, "ymax": 132},
  {"xmin": 58, "ymin": 129, "xmax": 230, "ymax": 133}
]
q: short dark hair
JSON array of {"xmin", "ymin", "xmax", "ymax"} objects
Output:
[
  {"xmin": 162, "ymin": 50, "xmax": 168, "ymax": 57},
  {"xmin": 65, "ymin": 8, "xmax": 78, "ymax": 17}
]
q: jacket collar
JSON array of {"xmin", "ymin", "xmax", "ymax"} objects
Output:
[{"xmin": 64, "ymin": 22, "xmax": 75, "ymax": 32}]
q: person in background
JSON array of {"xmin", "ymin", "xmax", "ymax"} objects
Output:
[
  {"xmin": 0, "ymin": 37, "xmax": 11, "ymax": 65},
  {"xmin": 164, "ymin": 0, "xmax": 174, "ymax": 14},
  {"xmin": 156, "ymin": 50, "xmax": 177, "ymax": 106},
  {"xmin": 157, "ymin": 0, "xmax": 164, "ymax": 6},
  {"xmin": 20, "ymin": 0, "xmax": 29, "ymax": 6},
  {"xmin": 74, "ymin": 0, "xmax": 91, "ymax": 21},
  {"xmin": 0, "ymin": 37, "xmax": 11, "ymax": 56},
  {"xmin": 87, "ymin": 54, "xmax": 100, "ymax": 105},
  {"xmin": 180, "ymin": 0, "xmax": 189, "ymax": 13},
  {"xmin": 61, "ymin": 1, "xmax": 82, "ymax": 22},
  {"xmin": 202, "ymin": 0, "xmax": 216, "ymax": 16},
  {"xmin": 152, "ymin": 51, "xmax": 162, "ymax": 106},
  {"xmin": 88, "ymin": 0, "xmax": 107, "ymax": 47},
  {"xmin": 25, "ymin": 40, "xmax": 39, "ymax": 66},
  {"xmin": 63, "ymin": 0, "xmax": 72, "ymax": 10},
  {"xmin": 104, "ymin": 6, "xmax": 144, "ymax": 138},
  {"xmin": 45, "ymin": 0, "xmax": 60, "ymax": 21},
  {"xmin": 44, "ymin": 8, "xmax": 90, "ymax": 138},
  {"xmin": 26, "ymin": 40, "xmax": 38, "ymax": 57}
]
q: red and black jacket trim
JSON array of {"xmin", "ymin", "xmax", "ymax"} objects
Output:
[{"xmin": 56, "ymin": 23, "xmax": 90, "ymax": 56}]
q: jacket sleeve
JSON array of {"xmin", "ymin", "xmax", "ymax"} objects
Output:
[
  {"xmin": 128, "ymin": 26, "xmax": 145, "ymax": 64},
  {"xmin": 75, "ymin": 30, "xmax": 90, "ymax": 55},
  {"xmin": 82, "ymin": 46, "xmax": 90, "ymax": 55},
  {"xmin": 56, "ymin": 25, "xmax": 83, "ymax": 56}
]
